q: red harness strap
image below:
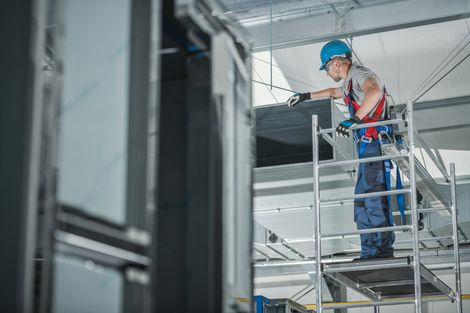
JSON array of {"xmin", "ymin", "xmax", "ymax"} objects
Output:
[{"xmin": 343, "ymin": 80, "xmax": 386, "ymax": 139}]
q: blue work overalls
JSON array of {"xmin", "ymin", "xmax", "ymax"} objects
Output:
[{"xmin": 344, "ymin": 80, "xmax": 395, "ymax": 258}]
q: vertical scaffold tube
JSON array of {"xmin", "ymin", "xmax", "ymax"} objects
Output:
[
  {"xmin": 408, "ymin": 100, "xmax": 422, "ymax": 313},
  {"xmin": 312, "ymin": 115, "xmax": 322, "ymax": 313},
  {"xmin": 450, "ymin": 163, "xmax": 462, "ymax": 313}
]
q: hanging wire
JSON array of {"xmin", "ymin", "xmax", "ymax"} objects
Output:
[
  {"xmin": 409, "ymin": 31, "xmax": 470, "ymax": 102},
  {"xmin": 252, "ymin": 66, "xmax": 280, "ymax": 103},
  {"xmin": 466, "ymin": 0, "xmax": 470, "ymax": 35},
  {"xmin": 269, "ymin": 0, "xmax": 273, "ymax": 90},
  {"xmin": 413, "ymin": 50, "xmax": 470, "ymax": 103},
  {"xmin": 252, "ymin": 79, "xmax": 296, "ymax": 93},
  {"xmin": 346, "ymin": 36, "xmax": 364, "ymax": 66},
  {"xmin": 252, "ymin": 55, "xmax": 320, "ymax": 90}
]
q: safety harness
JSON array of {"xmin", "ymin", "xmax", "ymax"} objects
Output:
[
  {"xmin": 343, "ymin": 79, "xmax": 406, "ymax": 225},
  {"xmin": 344, "ymin": 80, "xmax": 387, "ymax": 141}
]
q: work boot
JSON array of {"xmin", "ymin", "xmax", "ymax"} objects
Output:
[
  {"xmin": 417, "ymin": 189, "xmax": 425, "ymax": 231},
  {"xmin": 418, "ymin": 213, "xmax": 425, "ymax": 231},
  {"xmin": 375, "ymin": 253, "xmax": 394, "ymax": 259},
  {"xmin": 417, "ymin": 189, "xmax": 423, "ymax": 204},
  {"xmin": 353, "ymin": 255, "xmax": 377, "ymax": 261}
]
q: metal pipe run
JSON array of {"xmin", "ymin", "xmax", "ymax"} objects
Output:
[
  {"xmin": 320, "ymin": 188, "xmax": 410, "ymax": 203},
  {"xmin": 321, "ymin": 225, "xmax": 412, "ymax": 239},
  {"xmin": 254, "ymin": 252, "xmax": 470, "ymax": 269},
  {"xmin": 417, "ymin": 207, "xmax": 450, "ymax": 214},
  {"xmin": 417, "ymin": 236, "xmax": 453, "ymax": 243},
  {"xmin": 253, "ymin": 202, "xmax": 354, "ymax": 216},
  {"xmin": 319, "ymin": 152, "xmax": 409, "ymax": 168}
]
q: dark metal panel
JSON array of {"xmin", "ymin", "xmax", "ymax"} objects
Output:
[
  {"xmin": 153, "ymin": 49, "xmax": 224, "ymax": 313},
  {"xmin": 154, "ymin": 11, "xmax": 224, "ymax": 313},
  {"xmin": 153, "ymin": 20, "xmax": 189, "ymax": 312},
  {"xmin": 185, "ymin": 55, "xmax": 223, "ymax": 312},
  {"xmin": 255, "ymin": 99, "xmax": 334, "ymax": 167},
  {"xmin": 126, "ymin": 0, "xmax": 160, "ymax": 231},
  {"xmin": 0, "ymin": 0, "xmax": 47, "ymax": 312}
]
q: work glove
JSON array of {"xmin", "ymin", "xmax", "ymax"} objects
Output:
[
  {"xmin": 287, "ymin": 92, "xmax": 310, "ymax": 107},
  {"xmin": 336, "ymin": 116, "xmax": 362, "ymax": 138}
]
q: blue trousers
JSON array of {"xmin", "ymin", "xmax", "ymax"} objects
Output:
[{"xmin": 355, "ymin": 141, "xmax": 395, "ymax": 258}]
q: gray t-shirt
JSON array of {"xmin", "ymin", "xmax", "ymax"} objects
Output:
[{"xmin": 340, "ymin": 63, "xmax": 384, "ymax": 105}]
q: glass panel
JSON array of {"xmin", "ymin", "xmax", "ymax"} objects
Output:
[
  {"xmin": 58, "ymin": 0, "xmax": 131, "ymax": 224},
  {"xmin": 52, "ymin": 255, "xmax": 123, "ymax": 313}
]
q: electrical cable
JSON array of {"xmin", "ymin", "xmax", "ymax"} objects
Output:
[
  {"xmin": 252, "ymin": 55, "xmax": 320, "ymax": 89},
  {"xmin": 252, "ymin": 65, "xmax": 280, "ymax": 103},
  {"xmin": 466, "ymin": 0, "xmax": 470, "ymax": 35},
  {"xmin": 346, "ymin": 36, "xmax": 364, "ymax": 66},
  {"xmin": 252, "ymin": 79, "xmax": 296, "ymax": 93},
  {"xmin": 409, "ymin": 32, "xmax": 470, "ymax": 102},
  {"xmin": 413, "ymin": 51, "xmax": 470, "ymax": 103}
]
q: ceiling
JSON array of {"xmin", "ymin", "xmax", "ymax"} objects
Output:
[
  {"xmin": 222, "ymin": 0, "xmax": 397, "ymax": 25},
  {"xmin": 252, "ymin": 18, "xmax": 470, "ymax": 105}
]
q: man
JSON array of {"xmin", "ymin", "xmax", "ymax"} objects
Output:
[{"xmin": 287, "ymin": 39, "xmax": 394, "ymax": 260}]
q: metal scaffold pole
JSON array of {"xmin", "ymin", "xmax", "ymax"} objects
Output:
[
  {"xmin": 312, "ymin": 115, "xmax": 322, "ymax": 313},
  {"xmin": 450, "ymin": 163, "xmax": 463, "ymax": 313},
  {"xmin": 408, "ymin": 100, "xmax": 422, "ymax": 313}
]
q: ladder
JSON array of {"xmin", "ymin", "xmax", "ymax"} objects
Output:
[{"xmin": 311, "ymin": 100, "xmax": 463, "ymax": 313}]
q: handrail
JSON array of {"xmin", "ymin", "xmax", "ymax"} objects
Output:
[
  {"xmin": 321, "ymin": 225, "xmax": 412, "ymax": 238},
  {"xmin": 320, "ymin": 188, "xmax": 410, "ymax": 203},
  {"xmin": 319, "ymin": 118, "xmax": 404, "ymax": 134},
  {"xmin": 319, "ymin": 152, "xmax": 409, "ymax": 168}
]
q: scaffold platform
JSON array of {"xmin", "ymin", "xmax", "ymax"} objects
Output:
[{"xmin": 322, "ymin": 257, "xmax": 454, "ymax": 301}]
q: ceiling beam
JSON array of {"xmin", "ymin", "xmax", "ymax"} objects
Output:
[
  {"xmin": 413, "ymin": 95, "xmax": 470, "ymax": 111},
  {"xmin": 242, "ymin": 0, "xmax": 470, "ymax": 51}
]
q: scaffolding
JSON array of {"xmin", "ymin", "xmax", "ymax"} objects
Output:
[{"xmin": 311, "ymin": 100, "xmax": 463, "ymax": 312}]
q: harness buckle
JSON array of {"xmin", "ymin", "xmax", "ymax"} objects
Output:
[
  {"xmin": 360, "ymin": 136, "xmax": 373, "ymax": 143},
  {"xmin": 380, "ymin": 125, "xmax": 389, "ymax": 133},
  {"xmin": 378, "ymin": 129, "xmax": 393, "ymax": 144}
]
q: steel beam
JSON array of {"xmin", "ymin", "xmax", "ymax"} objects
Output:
[{"xmin": 243, "ymin": 0, "xmax": 470, "ymax": 51}]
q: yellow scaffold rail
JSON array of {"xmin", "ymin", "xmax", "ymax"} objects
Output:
[{"xmin": 304, "ymin": 294, "xmax": 470, "ymax": 310}]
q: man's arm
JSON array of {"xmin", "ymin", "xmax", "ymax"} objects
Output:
[
  {"xmin": 287, "ymin": 87, "xmax": 342, "ymax": 107},
  {"xmin": 310, "ymin": 87, "xmax": 342, "ymax": 100},
  {"xmin": 354, "ymin": 78, "xmax": 382, "ymax": 120}
]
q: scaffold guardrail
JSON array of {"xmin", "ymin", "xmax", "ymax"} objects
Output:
[{"xmin": 311, "ymin": 100, "xmax": 462, "ymax": 313}]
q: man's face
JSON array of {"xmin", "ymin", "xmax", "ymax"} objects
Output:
[{"xmin": 325, "ymin": 59, "xmax": 342, "ymax": 82}]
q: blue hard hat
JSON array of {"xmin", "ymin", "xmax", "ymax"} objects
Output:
[{"xmin": 319, "ymin": 40, "xmax": 351, "ymax": 70}]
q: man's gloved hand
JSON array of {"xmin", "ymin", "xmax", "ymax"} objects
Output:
[
  {"xmin": 287, "ymin": 92, "xmax": 311, "ymax": 107},
  {"xmin": 336, "ymin": 116, "xmax": 362, "ymax": 138}
]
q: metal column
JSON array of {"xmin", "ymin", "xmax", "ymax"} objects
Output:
[
  {"xmin": 312, "ymin": 115, "xmax": 323, "ymax": 313},
  {"xmin": 450, "ymin": 163, "xmax": 463, "ymax": 313},
  {"xmin": 0, "ymin": 1, "xmax": 47, "ymax": 312},
  {"xmin": 408, "ymin": 100, "xmax": 422, "ymax": 313}
]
